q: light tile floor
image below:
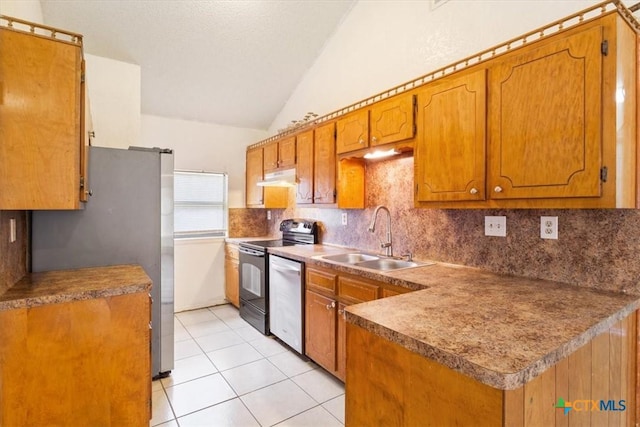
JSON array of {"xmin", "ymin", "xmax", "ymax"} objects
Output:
[{"xmin": 151, "ymin": 304, "xmax": 345, "ymax": 426}]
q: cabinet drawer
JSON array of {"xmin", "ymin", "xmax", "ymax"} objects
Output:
[
  {"xmin": 338, "ymin": 277, "xmax": 379, "ymax": 303},
  {"xmin": 307, "ymin": 267, "xmax": 337, "ymax": 294},
  {"xmin": 381, "ymin": 285, "xmax": 412, "ymax": 298}
]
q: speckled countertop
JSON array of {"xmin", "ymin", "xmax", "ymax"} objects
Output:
[
  {"xmin": 0, "ymin": 264, "xmax": 152, "ymax": 311},
  {"xmin": 267, "ymin": 244, "xmax": 640, "ymax": 390}
]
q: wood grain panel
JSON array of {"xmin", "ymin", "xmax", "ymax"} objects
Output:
[
  {"xmin": 0, "ymin": 28, "xmax": 82, "ymax": 209},
  {"xmin": 337, "ymin": 276, "xmax": 379, "ymax": 304},
  {"xmin": 305, "ymin": 290, "xmax": 337, "ymax": 373},
  {"xmin": 313, "ymin": 122, "xmax": 336, "ymax": 204},
  {"xmin": 415, "ymin": 68, "xmax": 486, "ymax": 202},
  {"xmin": 524, "ymin": 363, "xmax": 557, "ymax": 427},
  {"xmin": 488, "ymin": 25, "xmax": 603, "ymax": 201},
  {"xmin": 295, "ymin": 129, "xmax": 314, "ymax": 204},
  {"xmin": 306, "ymin": 267, "xmax": 337, "ymax": 294},
  {"xmin": 263, "ymin": 142, "xmax": 279, "ymax": 171},
  {"xmin": 336, "ymin": 109, "xmax": 369, "ymax": 154},
  {"xmin": 370, "ymin": 94, "xmax": 415, "ymax": 147},
  {"xmin": 337, "ymin": 158, "xmax": 365, "ymax": 209},
  {"xmin": 245, "ymin": 148, "xmax": 264, "ymax": 206},
  {"xmin": 278, "ymin": 136, "xmax": 296, "ymax": 168}
]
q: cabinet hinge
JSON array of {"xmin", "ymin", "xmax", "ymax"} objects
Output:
[
  {"xmin": 81, "ymin": 73, "xmax": 86, "ymax": 83},
  {"xmin": 601, "ymin": 40, "xmax": 608, "ymax": 56},
  {"xmin": 415, "ymin": 183, "xmax": 418, "ymax": 195},
  {"xmin": 600, "ymin": 166, "xmax": 608, "ymax": 183},
  {"xmin": 80, "ymin": 176, "xmax": 85, "ymax": 189}
]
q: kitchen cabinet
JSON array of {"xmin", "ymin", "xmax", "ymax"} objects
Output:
[
  {"xmin": 415, "ymin": 13, "xmax": 638, "ymax": 209},
  {"xmin": 305, "ymin": 264, "xmax": 406, "ymax": 381},
  {"xmin": 0, "ymin": 20, "xmax": 89, "ymax": 209},
  {"xmin": 313, "ymin": 122, "xmax": 337, "ymax": 204},
  {"xmin": 224, "ymin": 242, "xmax": 240, "ymax": 308},
  {"xmin": 296, "ymin": 123, "xmax": 337, "ymax": 205},
  {"xmin": 264, "ymin": 136, "xmax": 296, "ymax": 172},
  {"xmin": 0, "ymin": 291, "xmax": 151, "ymax": 425},
  {"xmin": 336, "ymin": 94, "xmax": 415, "ymax": 155},
  {"xmin": 347, "ymin": 311, "xmax": 637, "ymax": 426},
  {"xmin": 245, "ymin": 146, "xmax": 288, "ymax": 208},
  {"xmin": 415, "ymin": 69, "xmax": 487, "ymax": 202},
  {"xmin": 246, "ymin": 147, "xmax": 264, "ymax": 207},
  {"xmin": 295, "ymin": 129, "xmax": 314, "ymax": 204}
]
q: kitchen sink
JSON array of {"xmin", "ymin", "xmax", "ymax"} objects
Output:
[
  {"xmin": 320, "ymin": 253, "xmax": 380, "ymax": 264},
  {"xmin": 355, "ymin": 258, "xmax": 423, "ymax": 271},
  {"xmin": 317, "ymin": 252, "xmax": 431, "ymax": 271}
]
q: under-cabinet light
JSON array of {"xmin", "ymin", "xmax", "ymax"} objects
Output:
[{"xmin": 363, "ymin": 149, "xmax": 400, "ymax": 160}]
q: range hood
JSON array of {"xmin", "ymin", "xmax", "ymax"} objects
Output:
[{"xmin": 257, "ymin": 168, "xmax": 297, "ymax": 187}]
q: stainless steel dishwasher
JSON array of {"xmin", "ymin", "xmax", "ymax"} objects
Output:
[{"xmin": 268, "ymin": 254, "xmax": 304, "ymax": 354}]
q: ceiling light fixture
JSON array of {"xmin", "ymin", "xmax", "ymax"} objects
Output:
[{"xmin": 363, "ymin": 148, "xmax": 400, "ymax": 160}]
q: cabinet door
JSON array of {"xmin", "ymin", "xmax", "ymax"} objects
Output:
[
  {"xmin": 296, "ymin": 130, "xmax": 314, "ymax": 204},
  {"xmin": 224, "ymin": 258, "xmax": 240, "ymax": 307},
  {"xmin": 263, "ymin": 143, "xmax": 279, "ymax": 172},
  {"xmin": 336, "ymin": 302, "xmax": 347, "ymax": 381},
  {"xmin": 278, "ymin": 136, "xmax": 296, "ymax": 168},
  {"xmin": 246, "ymin": 148, "xmax": 264, "ymax": 206},
  {"xmin": 305, "ymin": 290, "xmax": 337, "ymax": 373},
  {"xmin": 415, "ymin": 69, "xmax": 487, "ymax": 202},
  {"xmin": 314, "ymin": 122, "xmax": 336, "ymax": 204},
  {"xmin": 488, "ymin": 25, "xmax": 603, "ymax": 200},
  {"xmin": 0, "ymin": 28, "xmax": 83, "ymax": 209},
  {"xmin": 336, "ymin": 109, "xmax": 369, "ymax": 154},
  {"xmin": 370, "ymin": 94, "xmax": 415, "ymax": 147}
]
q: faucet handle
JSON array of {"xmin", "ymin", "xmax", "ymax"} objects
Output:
[{"xmin": 401, "ymin": 252, "xmax": 413, "ymax": 262}]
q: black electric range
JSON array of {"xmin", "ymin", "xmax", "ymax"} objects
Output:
[{"xmin": 238, "ymin": 219, "xmax": 319, "ymax": 334}]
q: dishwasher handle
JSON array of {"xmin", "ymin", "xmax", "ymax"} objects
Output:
[{"xmin": 271, "ymin": 263, "xmax": 301, "ymax": 275}]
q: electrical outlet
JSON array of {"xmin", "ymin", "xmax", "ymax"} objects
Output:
[
  {"xmin": 9, "ymin": 218, "xmax": 16, "ymax": 243},
  {"xmin": 484, "ymin": 216, "xmax": 506, "ymax": 237},
  {"xmin": 541, "ymin": 216, "xmax": 558, "ymax": 239},
  {"xmin": 267, "ymin": 210, "xmax": 271, "ymax": 220},
  {"xmin": 341, "ymin": 212, "xmax": 348, "ymax": 226}
]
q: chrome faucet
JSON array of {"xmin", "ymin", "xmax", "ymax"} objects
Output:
[{"xmin": 368, "ymin": 205, "xmax": 393, "ymax": 257}]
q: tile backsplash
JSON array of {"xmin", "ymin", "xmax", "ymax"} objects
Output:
[
  {"xmin": 0, "ymin": 210, "xmax": 27, "ymax": 293},
  {"xmin": 264, "ymin": 154, "xmax": 640, "ymax": 295}
]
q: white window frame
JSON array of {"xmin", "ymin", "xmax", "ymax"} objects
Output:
[{"xmin": 173, "ymin": 170, "xmax": 228, "ymax": 239}]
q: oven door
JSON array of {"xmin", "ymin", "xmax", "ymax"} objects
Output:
[{"xmin": 238, "ymin": 246, "xmax": 267, "ymax": 312}]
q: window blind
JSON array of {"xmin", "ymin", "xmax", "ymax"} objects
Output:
[{"xmin": 174, "ymin": 171, "xmax": 228, "ymax": 238}]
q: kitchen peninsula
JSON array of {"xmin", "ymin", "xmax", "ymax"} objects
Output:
[
  {"xmin": 0, "ymin": 264, "xmax": 152, "ymax": 426},
  {"xmin": 267, "ymin": 244, "xmax": 640, "ymax": 427}
]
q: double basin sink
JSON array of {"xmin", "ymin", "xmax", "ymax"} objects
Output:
[{"xmin": 316, "ymin": 252, "xmax": 430, "ymax": 271}]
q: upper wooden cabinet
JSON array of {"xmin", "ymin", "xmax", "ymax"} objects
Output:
[
  {"xmin": 314, "ymin": 122, "xmax": 337, "ymax": 204},
  {"xmin": 415, "ymin": 12, "xmax": 638, "ymax": 209},
  {"xmin": 415, "ymin": 69, "xmax": 487, "ymax": 203},
  {"xmin": 295, "ymin": 130, "xmax": 314, "ymax": 204},
  {"xmin": 246, "ymin": 147, "xmax": 264, "ymax": 207},
  {"xmin": 296, "ymin": 122, "xmax": 337, "ymax": 205},
  {"xmin": 487, "ymin": 24, "xmax": 603, "ymax": 201},
  {"xmin": 336, "ymin": 94, "xmax": 416, "ymax": 155},
  {"xmin": 264, "ymin": 136, "xmax": 296, "ymax": 172},
  {"xmin": 0, "ymin": 20, "xmax": 89, "ymax": 210},
  {"xmin": 245, "ymin": 146, "xmax": 289, "ymax": 208}
]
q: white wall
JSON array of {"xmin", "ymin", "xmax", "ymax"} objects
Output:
[
  {"xmin": 141, "ymin": 114, "xmax": 268, "ymax": 208},
  {"xmin": 85, "ymin": 54, "xmax": 141, "ymax": 149},
  {"xmin": 0, "ymin": 0, "xmax": 43, "ymax": 22},
  {"xmin": 269, "ymin": 0, "xmax": 603, "ymax": 133}
]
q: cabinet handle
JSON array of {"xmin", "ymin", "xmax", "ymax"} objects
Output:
[
  {"xmin": 326, "ymin": 301, "xmax": 336, "ymax": 310},
  {"xmin": 494, "ymin": 186, "xmax": 503, "ymax": 193},
  {"xmin": 371, "ymin": 136, "xmax": 377, "ymax": 144},
  {"xmin": 358, "ymin": 139, "xmax": 365, "ymax": 145},
  {"xmin": 338, "ymin": 308, "xmax": 346, "ymax": 319},
  {"xmin": 470, "ymin": 187, "xmax": 478, "ymax": 195}
]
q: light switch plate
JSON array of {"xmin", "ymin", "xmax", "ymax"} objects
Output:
[
  {"xmin": 485, "ymin": 216, "xmax": 506, "ymax": 237},
  {"xmin": 341, "ymin": 212, "xmax": 348, "ymax": 226}
]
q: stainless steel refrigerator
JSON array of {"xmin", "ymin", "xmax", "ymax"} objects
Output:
[{"xmin": 31, "ymin": 146, "xmax": 174, "ymax": 379}]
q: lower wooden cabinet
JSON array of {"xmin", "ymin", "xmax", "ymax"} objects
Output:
[
  {"xmin": 346, "ymin": 312, "xmax": 638, "ymax": 426},
  {"xmin": 224, "ymin": 243, "xmax": 240, "ymax": 307},
  {"xmin": 0, "ymin": 291, "xmax": 151, "ymax": 426},
  {"xmin": 305, "ymin": 264, "xmax": 411, "ymax": 381}
]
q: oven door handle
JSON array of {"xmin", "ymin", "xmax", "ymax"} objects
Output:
[{"xmin": 239, "ymin": 247, "xmax": 265, "ymax": 257}]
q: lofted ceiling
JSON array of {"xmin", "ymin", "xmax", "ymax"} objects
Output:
[{"xmin": 39, "ymin": 0, "xmax": 356, "ymax": 130}]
